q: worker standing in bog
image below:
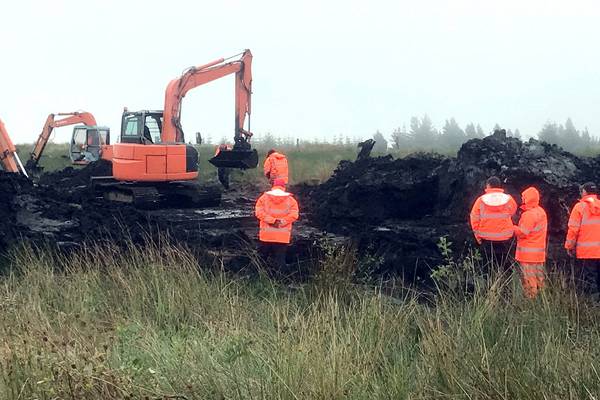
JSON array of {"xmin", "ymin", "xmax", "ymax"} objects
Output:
[
  {"xmin": 263, "ymin": 149, "xmax": 289, "ymax": 186},
  {"xmin": 513, "ymin": 187, "xmax": 548, "ymax": 298},
  {"xmin": 214, "ymin": 143, "xmax": 232, "ymax": 189},
  {"xmin": 255, "ymin": 179, "xmax": 299, "ymax": 271},
  {"xmin": 565, "ymin": 182, "xmax": 600, "ymax": 295},
  {"xmin": 470, "ymin": 176, "xmax": 517, "ymax": 266}
]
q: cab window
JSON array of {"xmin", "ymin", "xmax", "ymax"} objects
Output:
[
  {"xmin": 123, "ymin": 115, "xmax": 140, "ymax": 137},
  {"xmin": 98, "ymin": 129, "xmax": 109, "ymax": 145},
  {"xmin": 72, "ymin": 128, "xmax": 87, "ymax": 146}
]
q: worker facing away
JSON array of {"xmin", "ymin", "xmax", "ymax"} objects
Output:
[
  {"xmin": 470, "ymin": 176, "xmax": 517, "ymax": 266},
  {"xmin": 264, "ymin": 149, "xmax": 289, "ymax": 186},
  {"xmin": 214, "ymin": 143, "xmax": 233, "ymax": 189},
  {"xmin": 513, "ymin": 187, "xmax": 548, "ymax": 298},
  {"xmin": 565, "ymin": 182, "xmax": 600, "ymax": 294},
  {"xmin": 255, "ymin": 179, "xmax": 299, "ymax": 271}
]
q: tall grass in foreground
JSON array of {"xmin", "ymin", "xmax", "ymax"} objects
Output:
[{"xmin": 1, "ymin": 243, "xmax": 600, "ymax": 399}]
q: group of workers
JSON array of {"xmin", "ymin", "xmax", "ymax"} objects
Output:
[
  {"xmin": 470, "ymin": 176, "xmax": 600, "ymax": 298},
  {"xmin": 218, "ymin": 144, "xmax": 600, "ymax": 295}
]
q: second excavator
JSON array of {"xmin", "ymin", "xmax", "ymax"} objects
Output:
[
  {"xmin": 27, "ymin": 112, "xmax": 110, "ymax": 175},
  {"xmin": 89, "ymin": 49, "xmax": 258, "ymax": 207}
]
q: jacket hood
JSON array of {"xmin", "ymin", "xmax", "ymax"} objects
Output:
[
  {"xmin": 271, "ymin": 152, "xmax": 286, "ymax": 159},
  {"xmin": 481, "ymin": 188, "xmax": 511, "ymax": 207},
  {"xmin": 266, "ymin": 188, "xmax": 291, "ymax": 197},
  {"xmin": 583, "ymin": 194, "xmax": 600, "ymax": 215},
  {"xmin": 521, "ymin": 187, "xmax": 540, "ymax": 209}
]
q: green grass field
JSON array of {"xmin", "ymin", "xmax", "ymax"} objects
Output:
[
  {"xmin": 1, "ymin": 243, "xmax": 600, "ymax": 399},
  {"xmin": 15, "ymin": 142, "xmax": 397, "ymax": 185}
]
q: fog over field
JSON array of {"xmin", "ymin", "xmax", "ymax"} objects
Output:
[{"xmin": 1, "ymin": 0, "xmax": 600, "ymax": 143}]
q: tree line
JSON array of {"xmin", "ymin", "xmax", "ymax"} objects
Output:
[{"xmin": 206, "ymin": 115, "xmax": 599, "ymax": 156}]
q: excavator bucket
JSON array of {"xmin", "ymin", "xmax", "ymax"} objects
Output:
[{"xmin": 209, "ymin": 148, "xmax": 258, "ymax": 169}]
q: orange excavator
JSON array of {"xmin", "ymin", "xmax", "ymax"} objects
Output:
[
  {"xmin": 91, "ymin": 49, "xmax": 258, "ymax": 207},
  {"xmin": 0, "ymin": 119, "xmax": 28, "ymax": 176},
  {"xmin": 26, "ymin": 112, "xmax": 110, "ymax": 174}
]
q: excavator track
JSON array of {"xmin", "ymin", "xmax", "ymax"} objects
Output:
[{"xmin": 92, "ymin": 178, "xmax": 222, "ymax": 209}]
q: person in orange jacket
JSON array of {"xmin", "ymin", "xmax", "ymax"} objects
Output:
[
  {"xmin": 470, "ymin": 176, "xmax": 517, "ymax": 266},
  {"xmin": 565, "ymin": 182, "xmax": 600, "ymax": 294},
  {"xmin": 263, "ymin": 149, "xmax": 289, "ymax": 186},
  {"xmin": 255, "ymin": 178, "xmax": 299, "ymax": 270},
  {"xmin": 513, "ymin": 187, "xmax": 548, "ymax": 298}
]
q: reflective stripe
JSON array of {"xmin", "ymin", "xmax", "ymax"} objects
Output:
[
  {"xmin": 580, "ymin": 203, "xmax": 600, "ymax": 225},
  {"xmin": 565, "ymin": 239, "xmax": 576, "ymax": 245},
  {"xmin": 267, "ymin": 206, "xmax": 290, "ymax": 213},
  {"xmin": 523, "ymin": 268, "xmax": 545, "ymax": 273},
  {"xmin": 262, "ymin": 227, "xmax": 290, "ymax": 232},
  {"xmin": 521, "ymin": 264, "xmax": 546, "ymax": 277},
  {"xmin": 576, "ymin": 241, "xmax": 600, "ymax": 247},
  {"xmin": 474, "ymin": 230, "xmax": 513, "ymax": 238},
  {"xmin": 523, "ymin": 272, "xmax": 545, "ymax": 277},
  {"xmin": 520, "ymin": 227, "xmax": 531, "ymax": 235},
  {"xmin": 516, "ymin": 246, "xmax": 545, "ymax": 253},
  {"xmin": 480, "ymin": 213, "xmax": 511, "ymax": 219},
  {"xmin": 531, "ymin": 224, "xmax": 546, "ymax": 232},
  {"xmin": 479, "ymin": 203, "xmax": 511, "ymax": 220}
]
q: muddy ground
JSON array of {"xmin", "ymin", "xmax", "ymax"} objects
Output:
[{"xmin": 2, "ymin": 132, "xmax": 599, "ymax": 282}]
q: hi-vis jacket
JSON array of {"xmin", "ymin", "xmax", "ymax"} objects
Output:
[
  {"xmin": 214, "ymin": 143, "xmax": 232, "ymax": 156},
  {"xmin": 565, "ymin": 194, "xmax": 600, "ymax": 259},
  {"xmin": 470, "ymin": 188, "xmax": 517, "ymax": 242},
  {"xmin": 263, "ymin": 152, "xmax": 289, "ymax": 184},
  {"xmin": 255, "ymin": 187, "xmax": 299, "ymax": 244},
  {"xmin": 513, "ymin": 187, "xmax": 547, "ymax": 263}
]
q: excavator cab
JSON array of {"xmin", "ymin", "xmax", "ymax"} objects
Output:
[
  {"xmin": 121, "ymin": 110, "xmax": 163, "ymax": 144},
  {"xmin": 70, "ymin": 125, "xmax": 110, "ymax": 165}
]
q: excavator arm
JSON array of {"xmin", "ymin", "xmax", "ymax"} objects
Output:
[
  {"xmin": 27, "ymin": 112, "xmax": 97, "ymax": 171},
  {"xmin": 162, "ymin": 49, "xmax": 253, "ymax": 146},
  {"xmin": 0, "ymin": 119, "xmax": 28, "ymax": 176}
]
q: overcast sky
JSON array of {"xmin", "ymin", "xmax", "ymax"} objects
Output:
[{"xmin": 2, "ymin": 0, "xmax": 599, "ymax": 144}]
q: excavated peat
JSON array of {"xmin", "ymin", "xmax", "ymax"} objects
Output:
[
  {"xmin": 0, "ymin": 163, "xmax": 341, "ymax": 274},
  {"xmin": 303, "ymin": 133, "xmax": 600, "ymax": 279},
  {"xmin": 3, "ymin": 133, "xmax": 600, "ymax": 282}
]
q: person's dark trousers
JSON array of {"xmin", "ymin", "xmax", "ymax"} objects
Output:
[
  {"xmin": 259, "ymin": 241, "xmax": 288, "ymax": 271},
  {"xmin": 575, "ymin": 259, "xmax": 600, "ymax": 295},
  {"xmin": 480, "ymin": 239, "xmax": 514, "ymax": 270}
]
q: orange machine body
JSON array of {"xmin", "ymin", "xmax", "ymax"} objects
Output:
[
  {"xmin": 110, "ymin": 50, "xmax": 254, "ymax": 183},
  {"xmin": 111, "ymin": 143, "xmax": 197, "ymax": 181}
]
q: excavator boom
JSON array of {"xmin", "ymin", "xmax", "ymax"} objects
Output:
[
  {"xmin": 162, "ymin": 49, "xmax": 257, "ymax": 170},
  {"xmin": 0, "ymin": 119, "xmax": 28, "ymax": 177},
  {"xmin": 27, "ymin": 112, "xmax": 98, "ymax": 172}
]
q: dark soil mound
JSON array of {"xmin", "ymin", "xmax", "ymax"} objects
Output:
[
  {"xmin": 304, "ymin": 133, "xmax": 600, "ymax": 278},
  {"xmin": 309, "ymin": 153, "xmax": 448, "ymax": 231}
]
